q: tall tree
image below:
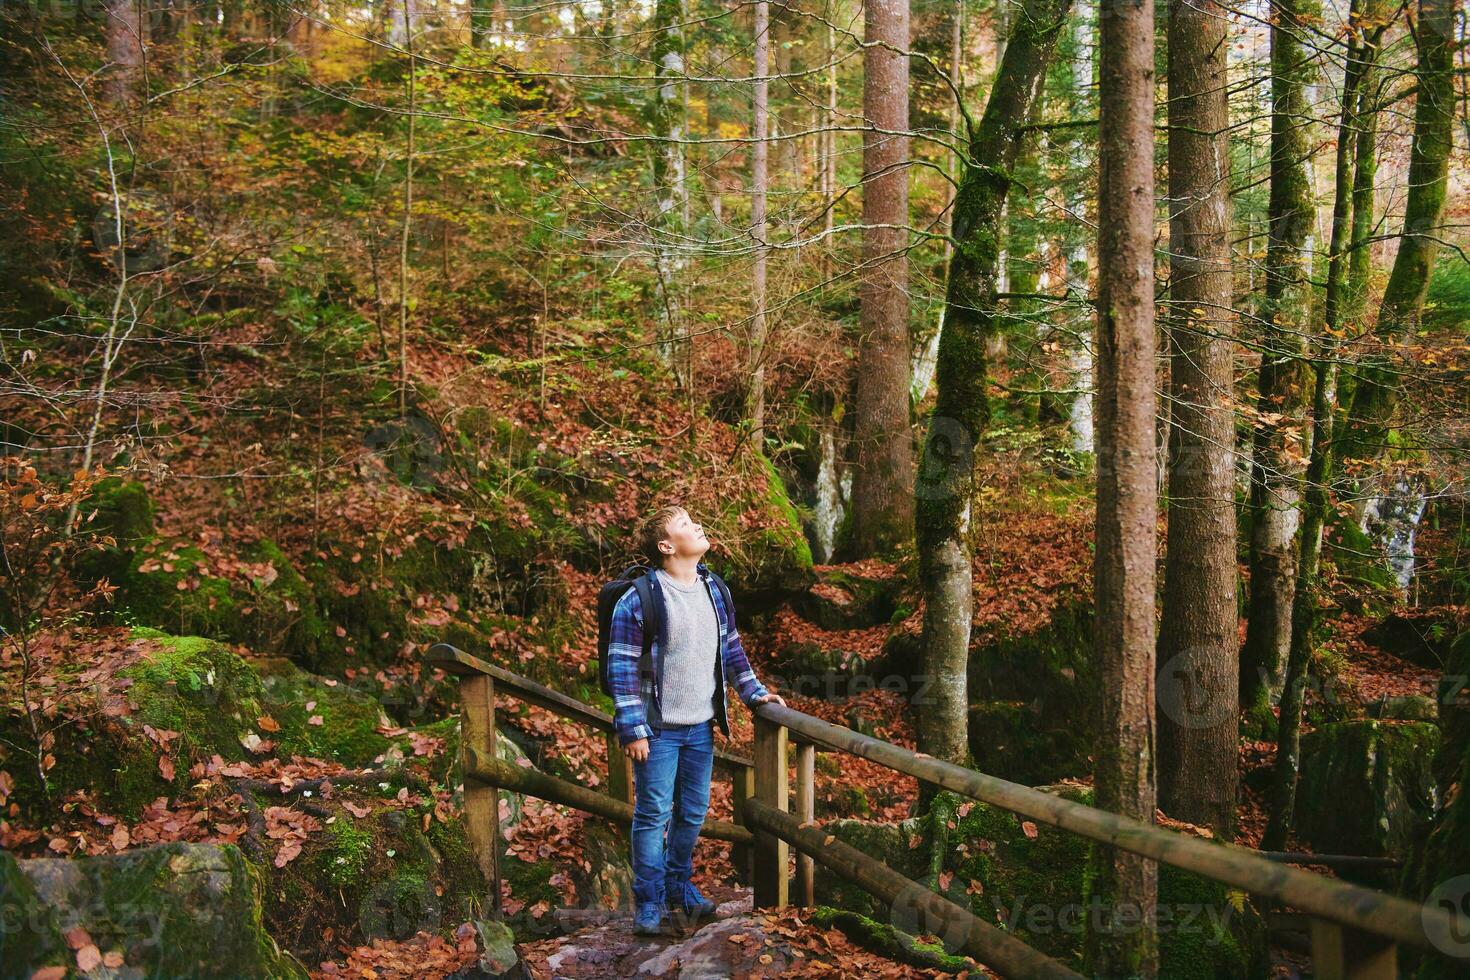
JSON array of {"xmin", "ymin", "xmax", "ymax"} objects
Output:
[
  {"xmin": 1086, "ymin": 0, "xmax": 1159, "ymax": 970},
  {"xmin": 1239, "ymin": 0, "xmax": 1318, "ymax": 724},
  {"xmin": 650, "ymin": 0, "xmax": 688, "ymax": 380},
  {"xmin": 1263, "ymin": 0, "xmax": 1380, "ymax": 849},
  {"xmin": 847, "ymin": 0, "xmax": 915, "ymax": 556},
  {"xmin": 914, "ymin": 0, "xmax": 1072, "ymax": 768},
  {"xmin": 748, "ymin": 0, "xmax": 771, "ymax": 445},
  {"xmin": 106, "ymin": 0, "xmax": 144, "ymax": 104},
  {"xmin": 1157, "ymin": 0, "xmax": 1238, "ymax": 838},
  {"xmin": 1337, "ymin": 0, "xmax": 1459, "ymax": 478}
]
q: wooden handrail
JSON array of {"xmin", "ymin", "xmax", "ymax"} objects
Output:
[
  {"xmin": 429, "ymin": 643, "xmax": 1468, "ymax": 977},
  {"xmin": 427, "ymin": 643, "xmax": 754, "ymax": 772},
  {"xmin": 752, "ymin": 700, "xmax": 1466, "ymax": 958},
  {"xmin": 466, "ymin": 747, "xmax": 752, "ymax": 845},
  {"xmin": 743, "ymin": 799, "xmax": 1084, "ymax": 980}
]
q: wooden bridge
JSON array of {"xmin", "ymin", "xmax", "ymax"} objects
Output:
[{"xmin": 427, "ymin": 642, "xmax": 1469, "ymax": 979}]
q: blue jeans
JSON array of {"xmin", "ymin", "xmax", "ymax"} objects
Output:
[{"xmin": 630, "ymin": 720, "xmax": 715, "ymax": 906}]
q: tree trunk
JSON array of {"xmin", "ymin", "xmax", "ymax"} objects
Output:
[
  {"xmin": 1262, "ymin": 2, "xmax": 1376, "ymax": 850},
  {"xmin": 398, "ymin": 3, "xmax": 415, "ymax": 421},
  {"xmin": 106, "ymin": 0, "xmax": 144, "ymax": 104},
  {"xmin": 1157, "ymin": 0, "xmax": 1238, "ymax": 840},
  {"xmin": 651, "ymin": 0, "xmax": 688, "ymax": 380},
  {"xmin": 1086, "ymin": 0, "xmax": 1159, "ymax": 971},
  {"xmin": 1238, "ymin": 0, "xmax": 1318, "ymax": 725},
  {"xmin": 1064, "ymin": 5, "xmax": 1095, "ymax": 455},
  {"xmin": 1337, "ymin": 0, "xmax": 1458, "ymax": 481},
  {"xmin": 915, "ymin": 0, "xmax": 1073, "ymax": 770},
  {"xmin": 847, "ymin": 0, "xmax": 915, "ymax": 557},
  {"xmin": 747, "ymin": 1, "xmax": 770, "ymax": 445}
]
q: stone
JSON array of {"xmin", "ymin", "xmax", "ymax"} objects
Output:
[{"xmin": 3, "ymin": 842, "xmax": 305, "ymax": 978}]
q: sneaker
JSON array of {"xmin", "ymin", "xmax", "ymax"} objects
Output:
[
  {"xmin": 666, "ymin": 880, "xmax": 717, "ymax": 923},
  {"xmin": 633, "ymin": 901, "xmax": 665, "ymax": 936}
]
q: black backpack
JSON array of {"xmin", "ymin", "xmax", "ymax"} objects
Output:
[
  {"xmin": 595, "ymin": 564, "xmax": 739, "ymax": 698},
  {"xmin": 596, "ymin": 565, "xmax": 660, "ymax": 697}
]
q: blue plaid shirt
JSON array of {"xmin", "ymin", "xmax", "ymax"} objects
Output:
[{"xmin": 608, "ymin": 563, "xmax": 770, "ymax": 745}]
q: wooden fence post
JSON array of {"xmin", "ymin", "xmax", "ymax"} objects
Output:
[
  {"xmin": 794, "ymin": 741, "xmax": 815, "ymax": 906},
  {"xmin": 730, "ymin": 764, "xmax": 756, "ymax": 885},
  {"xmin": 461, "ymin": 674, "xmax": 501, "ymax": 917},
  {"xmin": 753, "ymin": 713, "xmax": 788, "ymax": 908},
  {"xmin": 1309, "ymin": 918, "xmax": 1398, "ymax": 979},
  {"xmin": 606, "ymin": 732, "xmax": 634, "ymax": 808}
]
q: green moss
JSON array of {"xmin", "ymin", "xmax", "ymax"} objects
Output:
[
  {"xmin": 259, "ymin": 661, "xmax": 392, "ymax": 766},
  {"xmin": 74, "ymin": 477, "xmax": 155, "ymax": 587},
  {"xmin": 119, "ymin": 545, "xmax": 243, "ymax": 641},
  {"xmin": 317, "ymin": 819, "xmax": 375, "ymax": 889},
  {"xmin": 1324, "ymin": 509, "xmax": 1402, "ymax": 611},
  {"xmin": 0, "ymin": 851, "xmax": 65, "ymax": 972},
  {"xmin": 810, "ymin": 906, "xmax": 975, "ymax": 973},
  {"xmin": 1296, "ymin": 719, "xmax": 1439, "ymax": 885},
  {"xmin": 707, "ymin": 451, "xmax": 814, "ymax": 599},
  {"xmin": 968, "ymin": 601, "xmax": 1095, "ymax": 784},
  {"xmin": 7, "ymin": 843, "xmax": 305, "ymax": 978}
]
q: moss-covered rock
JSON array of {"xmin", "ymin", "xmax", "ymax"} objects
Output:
[
  {"xmin": 74, "ymin": 476, "xmax": 156, "ymax": 587},
  {"xmin": 1324, "ymin": 509, "xmax": 1402, "ymax": 613},
  {"xmin": 968, "ymin": 601, "xmax": 1095, "ymax": 785},
  {"xmin": 708, "ymin": 451, "xmax": 815, "ymax": 602},
  {"xmin": 257, "ymin": 660, "xmax": 394, "ymax": 766},
  {"xmin": 0, "ymin": 631, "xmax": 268, "ymax": 820},
  {"xmin": 797, "ymin": 566, "xmax": 901, "ymax": 631},
  {"xmin": 1405, "ymin": 633, "xmax": 1470, "ymax": 978},
  {"xmin": 1295, "ymin": 719, "xmax": 1439, "ymax": 886},
  {"xmin": 7, "ymin": 842, "xmax": 305, "ymax": 978},
  {"xmin": 120, "ymin": 545, "xmax": 245, "ymax": 641},
  {"xmin": 261, "ymin": 797, "xmax": 484, "ymax": 962}
]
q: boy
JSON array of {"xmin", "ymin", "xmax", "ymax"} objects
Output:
[{"xmin": 608, "ymin": 504, "xmax": 785, "ymax": 935}]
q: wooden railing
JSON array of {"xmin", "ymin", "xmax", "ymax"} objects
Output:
[{"xmin": 428, "ymin": 644, "xmax": 1469, "ymax": 978}]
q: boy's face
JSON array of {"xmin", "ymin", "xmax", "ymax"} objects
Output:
[{"xmin": 658, "ymin": 508, "xmax": 710, "ymax": 563}]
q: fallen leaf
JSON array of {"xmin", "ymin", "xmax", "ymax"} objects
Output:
[
  {"xmin": 1021, "ymin": 821, "xmax": 1038, "ymax": 839},
  {"xmin": 159, "ymin": 756, "xmax": 175, "ymax": 781},
  {"xmin": 76, "ymin": 944, "xmax": 102, "ymax": 972},
  {"xmin": 258, "ymin": 715, "xmax": 281, "ymax": 733},
  {"xmin": 308, "ymin": 715, "xmax": 324, "ymax": 726},
  {"xmin": 102, "ymin": 951, "xmax": 124, "ymax": 968}
]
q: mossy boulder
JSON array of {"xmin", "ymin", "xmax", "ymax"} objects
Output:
[
  {"xmin": 1295, "ymin": 719, "xmax": 1440, "ymax": 885},
  {"xmin": 816, "ymin": 790, "xmax": 1266, "ymax": 978},
  {"xmin": 5, "ymin": 842, "xmax": 305, "ymax": 978},
  {"xmin": 256, "ymin": 660, "xmax": 394, "ymax": 766},
  {"xmin": 968, "ymin": 601, "xmax": 1095, "ymax": 785},
  {"xmin": 0, "ymin": 631, "xmax": 268, "ymax": 820},
  {"xmin": 73, "ymin": 476, "xmax": 156, "ymax": 587},
  {"xmin": 797, "ymin": 566, "xmax": 901, "ymax": 631},
  {"xmin": 1324, "ymin": 509, "xmax": 1402, "ymax": 613},
  {"xmin": 261, "ymin": 798, "xmax": 484, "ymax": 962},
  {"xmin": 120, "ymin": 545, "xmax": 245, "ymax": 641},
  {"xmin": 708, "ymin": 451, "xmax": 815, "ymax": 603},
  {"xmin": 1405, "ymin": 633, "xmax": 1470, "ymax": 978}
]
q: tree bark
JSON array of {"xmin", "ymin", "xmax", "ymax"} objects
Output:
[
  {"xmin": 651, "ymin": 0, "xmax": 688, "ymax": 380},
  {"xmin": 915, "ymin": 0, "xmax": 1073, "ymax": 770},
  {"xmin": 106, "ymin": 0, "xmax": 144, "ymax": 104},
  {"xmin": 848, "ymin": 0, "xmax": 915, "ymax": 557},
  {"xmin": 1337, "ymin": 0, "xmax": 1458, "ymax": 479},
  {"xmin": 1262, "ymin": 1, "xmax": 1376, "ymax": 850},
  {"xmin": 747, "ymin": 1, "xmax": 771, "ymax": 445},
  {"xmin": 1086, "ymin": 0, "xmax": 1159, "ymax": 971},
  {"xmin": 1158, "ymin": 0, "xmax": 1238, "ymax": 840},
  {"xmin": 1239, "ymin": 0, "xmax": 1318, "ymax": 725}
]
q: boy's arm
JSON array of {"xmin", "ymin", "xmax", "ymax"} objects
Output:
[{"xmin": 608, "ymin": 590, "xmax": 653, "ymax": 745}]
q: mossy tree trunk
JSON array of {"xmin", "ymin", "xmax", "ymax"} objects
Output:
[
  {"xmin": 1238, "ymin": 0, "xmax": 1319, "ymax": 724},
  {"xmin": 1336, "ymin": 0, "xmax": 1458, "ymax": 488},
  {"xmin": 848, "ymin": 0, "xmax": 915, "ymax": 558},
  {"xmin": 914, "ymin": 0, "xmax": 1073, "ymax": 768},
  {"xmin": 1262, "ymin": 2, "xmax": 1386, "ymax": 851},
  {"xmin": 650, "ymin": 0, "xmax": 688, "ymax": 380},
  {"xmin": 1085, "ymin": 0, "xmax": 1159, "ymax": 971},
  {"xmin": 1157, "ymin": 0, "xmax": 1238, "ymax": 840}
]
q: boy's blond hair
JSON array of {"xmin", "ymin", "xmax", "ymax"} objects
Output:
[{"xmin": 639, "ymin": 504, "xmax": 686, "ymax": 567}]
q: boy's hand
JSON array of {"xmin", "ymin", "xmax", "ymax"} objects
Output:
[
  {"xmin": 754, "ymin": 693, "xmax": 786, "ymax": 707},
  {"xmin": 624, "ymin": 738, "xmax": 650, "ymax": 762}
]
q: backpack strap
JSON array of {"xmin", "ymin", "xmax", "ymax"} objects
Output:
[
  {"xmin": 631, "ymin": 570, "xmax": 659, "ymax": 682},
  {"xmin": 707, "ymin": 569, "xmax": 736, "ymax": 633}
]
